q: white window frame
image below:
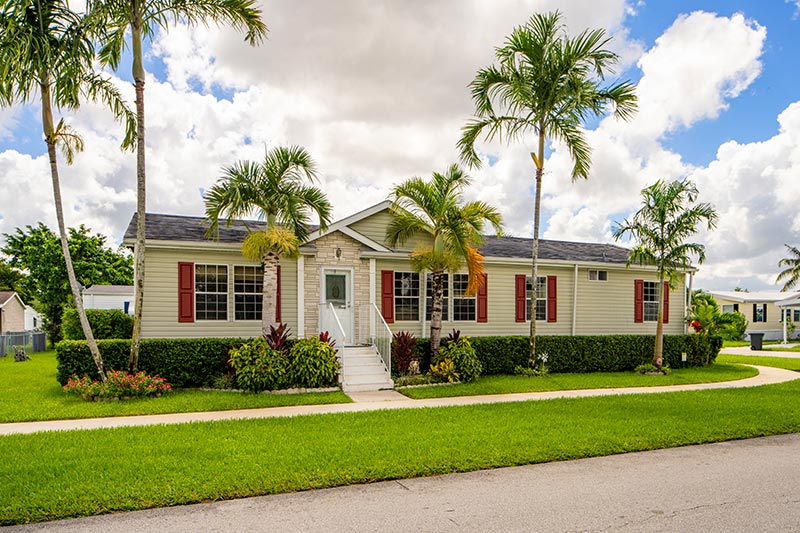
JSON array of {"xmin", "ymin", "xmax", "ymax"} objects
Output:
[
  {"xmin": 195, "ymin": 264, "xmax": 229, "ymax": 321},
  {"xmin": 588, "ymin": 269, "xmax": 608, "ymax": 281},
  {"xmin": 394, "ymin": 271, "xmax": 420, "ymax": 322},
  {"xmin": 754, "ymin": 304, "xmax": 766, "ymax": 323},
  {"xmin": 233, "ymin": 264, "xmax": 263, "ymax": 322},
  {"xmin": 525, "ymin": 275, "xmax": 547, "ymax": 322},
  {"xmin": 643, "ymin": 281, "xmax": 659, "ymax": 322},
  {"xmin": 452, "ymin": 273, "xmax": 476, "ymax": 322}
]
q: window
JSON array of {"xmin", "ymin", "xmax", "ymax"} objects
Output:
[
  {"xmin": 795, "ymin": 310, "xmax": 800, "ymax": 322},
  {"xmin": 722, "ymin": 304, "xmax": 735, "ymax": 314},
  {"xmin": 234, "ymin": 265, "xmax": 263, "ymax": 320},
  {"xmin": 394, "ymin": 272, "xmax": 420, "ymax": 321},
  {"xmin": 643, "ymin": 281, "xmax": 659, "ymax": 322},
  {"xmin": 453, "ymin": 274, "xmax": 476, "ymax": 321},
  {"xmin": 195, "ymin": 264, "xmax": 228, "ymax": 320},
  {"xmin": 425, "ymin": 273, "xmax": 449, "ymax": 321},
  {"xmin": 754, "ymin": 304, "xmax": 766, "ymax": 323},
  {"xmin": 588, "ymin": 269, "xmax": 608, "ymax": 281},
  {"xmin": 525, "ymin": 276, "xmax": 547, "ymax": 321}
]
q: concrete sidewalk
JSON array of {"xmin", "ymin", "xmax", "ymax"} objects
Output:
[{"xmin": 1, "ymin": 364, "xmax": 797, "ymax": 436}]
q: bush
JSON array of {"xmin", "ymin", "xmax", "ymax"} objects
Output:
[
  {"xmin": 289, "ymin": 338, "xmax": 340, "ymax": 388},
  {"xmin": 392, "ymin": 331, "xmax": 417, "ymax": 375},
  {"xmin": 55, "ymin": 338, "xmax": 259, "ymax": 387},
  {"xmin": 435, "ymin": 338, "xmax": 481, "ymax": 382},
  {"xmin": 61, "ymin": 308, "xmax": 134, "ymax": 340},
  {"xmin": 63, "ymin": 370, "xmax": 171, "ymax": 400},
  {"xmin": 429, "ymin": 359, "xmax": 458, "ymax": 383},
  {"xmin": 720, "ymin": 311, "xmax": 748, "ymax": 341},
  {"xmin": 229, "ymin": 338, "xmax": 289, "ymax": 392}
]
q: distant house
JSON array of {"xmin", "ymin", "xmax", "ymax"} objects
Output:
[
  {"xmin": 82, "ymin": 285, "xmax": 135, "ymax": 315},
  {"xmin": 0, "ymin": 291, "xmax": 26, "ymax": 333},
  {"xmin": 24, "ymin": 305, "xmax": 42, "ymax": 330},
  {"xmin": 709, "ymin": 290, "xmax": 800, "ymax": 341}
]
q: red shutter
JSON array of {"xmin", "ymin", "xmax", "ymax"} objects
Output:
[
  {"xmin": 634, "ymin": 279, "xmax": 644, "ymax": 323},
  {"xmin": 547, "ymin": 275, "xmax": 557, "ymax": 323},
  {"xmin": 515, "ymin": 274, "xmax": 527, "ymax": 322},
  {"xmin": 381, "ymin": 270, "xmax": 394, "ymax": 323},
  {"xmin": 178, "ymin": 262, "xmax": 194, "ymax": 323},
  {"xmin": 477, "ymin": 273, "xmax": 488, "ymax": 323},
  {"xmin": 662, "ymin": 280, "xmax": 669, "ymax": 324},
  {"xmin": 276, "ymin": 265, "xmax": 282, "ymax": 323}
]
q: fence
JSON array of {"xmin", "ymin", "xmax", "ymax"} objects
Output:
[{"xmin": 0, "ymin": 331, "xmax": 47, "ymax": 357}]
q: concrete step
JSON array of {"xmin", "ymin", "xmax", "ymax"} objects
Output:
[
  {"xmin": 343, "ymin": 382, "xmax": 395, "ymax": 392},
  {"xmin": 343, "ymin": 364, "xmax": 387, "ymax": 377}
]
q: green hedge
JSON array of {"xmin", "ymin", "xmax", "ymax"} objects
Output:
[
  {"xmin": 398, "ymin": 334, "xmax": 722, "ymax": 376},
  {"xmin": 55, "ymin": 338, "xmax": 279, "ymax": 387},
  {"xmin": 61, "ymin": 308, "xmax": 134, "ymax": 340}
]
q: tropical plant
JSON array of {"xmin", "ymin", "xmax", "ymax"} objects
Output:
[
  {"xmin": 435, "ymin": 337, "xmax": 482, "ymax": 382},
  {"xmin": 386, "ymin": 164, "xmax": 502, "ymax": 354},
  {"xmin": 613, "ymin": 178, "xmax": 718, "ymax": 367},
  {"xmin": 0, "ymin": 0, "xmax": 136, "ymax": 379},
  {"xmin": 228, "ymin": 337, "xmax": 288, "ymax": 392},
  {"xmin": 777, "ymin": 244, "xmax": 800, "ymax": 291},
  {"xmin": 458, "ymin": 11, "xmax": 637, "ymax": 367},
  {"xmin": 265, "ymin": 323, "xmax": 291, "ymax": 354},
  {"xmin": 392, "ymin": 331, "xmax": 417, "ymax": 375},
  {"xmin": 288, "ymin": 338, "xmax": 339, "ymax": 388},
  {"xmin": 90, "ymin": 0, "xmax": 267, "ymax": 374},
  {"xmin": 205, "ymin": 146, "xmax": 332, "ymax": 335}
]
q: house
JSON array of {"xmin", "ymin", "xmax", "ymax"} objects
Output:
[
  {"xmin": 0, "ymin": 291, "xmax": 26, "ymax": 333},
  {"xmin": 82, "ymin": 284, "xmax": 135, "ymax": 315},
  {"xmin": 123, "ymin": 201, "xmax": 692, "ymax": 390},
  {"xmin": 709, "ymin": 290, "xmax": 800, "ymax": 341},
  {"xmin": 775, "ymin": 293, "xmax": 800, "ymax": 343},
  {"xmin": 24, "ymin": 305, "xmax": 42, "ymax": 330}
]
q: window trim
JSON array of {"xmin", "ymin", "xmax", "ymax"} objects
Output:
[
  {"xmin": 233, "ymin": 263, "xmax": 264, "ymax": 322},
  {"xmin": 642, "ymin": 280, "xmax": 659, "ymax": 322},
  {"xmin": 393, "ymin": 271, "xmax": 421, "ymax": 322},
  {"xmin": 194, "ymin": 263, "xmax": 229, "ymax": 322},
  {"xmin": 754, "ymin": 303, "xmax": 766, "ymax": 323},
  {"xmin": 525, "ymin": 275, "xmax": 548, "ymax": 322},
  {"xmin": 452, "ymin": 273, "xmax": 477, "ymax": 322},
  {"xmin": 588, "ymin": 269, "xmax": 608, "ymax": 282}
]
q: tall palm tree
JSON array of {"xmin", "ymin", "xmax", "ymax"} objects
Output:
[
  {"xmin": 205, "ymin": 146, "xmax": 332, "ymax": 336},
  {"xmin": 458, "ymin": 11, "xmax": 637, "ymax": 367},
  {"xmin": 89, "ymin": 0, "xmax": 268, "ymax": 372},
  {"xmin": 386, "ymin": 164, "xmax": 502, "ymax": 354},
  {"xmin": 777, "ymin": 245, "xmax": 800, "ymax": 291},
  {"xmin": 0, "ymin": 0, "xmax": 136, "ymax": 381},
  {"xmin": 612, "ymin": 178, "xmax": 718, "ymax": 368}
]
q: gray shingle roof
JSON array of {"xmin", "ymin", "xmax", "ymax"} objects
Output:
[{"xmin": 126, "ymin": 213, "xmax": 630, "ymax": 264}]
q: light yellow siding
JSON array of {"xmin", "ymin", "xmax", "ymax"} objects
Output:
[
  {"xmin": 349, "ymin": 209, "xmax": 433, "ymax": 251},
  {"xmin": 140, "ymin": 247, "xmax": 297, "ymax": 338},
  {"xmin": 713, "ymin": 296, "xmax": 783, "ymax": 333}
]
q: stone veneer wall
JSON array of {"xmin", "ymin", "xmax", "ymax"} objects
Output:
[{"xmin": 303, "ymin": 231, "xmax": 371, "ymax": 338}]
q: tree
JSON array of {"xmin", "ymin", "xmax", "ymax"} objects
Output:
[
  {"xmin": 91, "ymin": 0, "xmax": 268, "ymax": 373},
  {"xmin": 612, "ymin": 178, "xmax": 718, "ymax": 368},
  {"xmin": 458, "ymin": 11, "xmax": 637, "ymax": 367},
  {"xmin": 204, "ymin": 146, "xmax": 332, "ymax": 336},
  {"xmin": 0, "ymin": 0, "xmax": 136, "ymax": 380},
  {"xmin": 777, "ymin": 245, "xmax": 800, "ymax": 291},
  {"xmin": 386, "ymin": 164, "xmax": 502, "ymax": 354},
  {"xmin": 688, "ymin": 291, "xmax": 746, "ymax": 341},
  {"xmin": 0, "ymin": 259, "xmax": 31, "ymax": 303},
  {"xmin": 2, "ymin": 224, "xmax": 134, "ymax": 345}
]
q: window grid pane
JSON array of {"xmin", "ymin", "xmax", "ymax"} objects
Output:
[
  {"xmin": 425, "ymin": 273, "xmax": 449, "ymax": 321},
  {"xmin": 643, "ymin": 281, "xmax": 659, "ymax": 322},
  {"xmin": 453, "ymin": 274, "xmax": 475, "ymax": 321},
  {"xmin": 394, "ymin": 273, "xmax": 419, "ymax": 321},
  {"xmin": 195, "ymin": 264, "xmax": 228, "ymax": 321},
  {"xmin": 525, "ymin": 276, "xmax": 547, "ymax": 321},
  {"xmin": 234, "ymin": 265, "xmax": 263, "ymax": 321}
]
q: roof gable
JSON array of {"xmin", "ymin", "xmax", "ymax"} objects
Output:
[{"xmin": 0, "ymin": 291, "xmax": 25, "ymax": 308}]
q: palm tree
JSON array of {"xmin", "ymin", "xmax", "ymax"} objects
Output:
[
  {"xmin": 0, "ymin": 0, "xmax": 136, "ymax": 381},
  {"xmin": 89, "ymin": 0, "xmax": 268, "ymax": 372},
  {"xmin": 458, "ymin": 11, "xmax": 638, "ymax": 367},
  {"xmin": 204, "ymin": 146, "xmax": 332, "ymax": 336},
  {"xmin": 386, "ymin": 164, "xmax": 503, "ymax": 354},
  {"xmin": 777, "ymin": 245, "xmax": 800, "ymax": 291},
  {"xmin": 612, "ymin": 178, "xmax": 718, "ymax": 368}
]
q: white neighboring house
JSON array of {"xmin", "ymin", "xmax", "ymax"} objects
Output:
[
  {"xmin": 24, "ymin": 305, "xmax": 42, "ymax": 330},
  {"xmin": 82, "ymin": 285, "xmax": 135, "ymax": 315},
  {"xmin": 776, "ymin": 293, "xmax": 800, "ymax": 343},
  {"xmin": 709, "ymin": 290, "xmax": 800, "ymax": 341}
]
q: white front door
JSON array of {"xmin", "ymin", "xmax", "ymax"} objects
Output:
[{"xmin": 322, "ymin": 269, "xmax": 353, "ymax": 344}]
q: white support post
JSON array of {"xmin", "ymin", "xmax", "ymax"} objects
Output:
[
  {"xmin": 369, "ymin": 258, "xmax": 376, "ymax": 338},
  {"xmin": 686, "ymin": 272, "xmax": 694, "ymax": 334},
  {"xmin": 783, "ymin": 308, "xmax": 788, "ymax": 344},
  {"xmin": 572, "ymin": 264, "xmax": 578, "ymax": 336},
  {"xmin": 297, "ymin": 255, "xmax": 305, "ymax": 338}
]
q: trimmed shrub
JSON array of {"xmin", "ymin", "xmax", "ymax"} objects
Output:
[
  {"xmin": 61, "ymin": 308, "xmax": 134, "ymax": 340},
  {"xmin": 229, "ymin": 338, "xmax": 289, "ymax": 392},
  {"xmin": 435, "ymin": 338, "xmax": 481, "ymax": 382},
  {"xmin": 289, "ymin": 338, "xmax": 340, "ymax": 388}
]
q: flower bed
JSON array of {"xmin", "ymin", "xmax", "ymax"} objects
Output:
[{"xmin": 63, "ymin": 370, "xmax": 172, "ymax": 401}]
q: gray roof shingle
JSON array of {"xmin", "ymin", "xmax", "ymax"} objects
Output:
[{"xmin": 126, "ymin": 213, "xmax": 630, "ymax": 264}]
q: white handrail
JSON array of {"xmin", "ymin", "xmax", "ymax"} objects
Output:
[
  {"xmin": 371, "ymin": 303, "xmax": 392, "ymax": 374},
  {"xmin": 327, "ymin": 302, "xmax": 347, "ymax": 344}
]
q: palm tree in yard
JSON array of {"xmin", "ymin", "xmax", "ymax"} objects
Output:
[
  {"xmin": 204, "ymin": 146, "xmax": 332, "ymax": 336},
  {"xmin": 386, "ymin": 164, "xmax": 503, "ymax": 355},
  {"xmin": 89, "ymin": 0, "xmax": 268, "ymax": 372},
  {"xmin": 0, "ymin": 0, "xmax": 136, "ymax": 381},
  {"xmin": 458, "ymin": 11, "xmax": 638, "ymax": 368},
  {"xmin": 612, "ymin": 178, "xmax": 718, "ymax": 368},
  {"xmin": 777, "ymin": 245, "xmax": 800, "ymax": 291}
]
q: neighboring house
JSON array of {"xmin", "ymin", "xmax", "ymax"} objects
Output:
[
  {"xmin": 123, "ymin": 202, "xmax": 692, "ymax": 390},
  {"xmin": 0, "ymin": 291, "xmax": 26, "ymax": 333},
  {"xmin": 709, "ymin": 290, "xmax": 800, "ymax": 341},
  {"xmin": 24, "ymin": 305, "xmax": 42, "ymax": 330},
  {"xmin": 776, "ymin": 293, "xmax": 800, "ymax": 342},
  {"xmin": 82, "ymin": 285, "xmax": 135, "ymax": 315}
]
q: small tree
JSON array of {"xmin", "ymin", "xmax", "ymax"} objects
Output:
[
  {"xmin": 777, "ymin": 244, "xmax": 800, "ymax": 291},
  {"xmin": 613, "ymin": 178, "xmax": 718, "ymax": 368}
]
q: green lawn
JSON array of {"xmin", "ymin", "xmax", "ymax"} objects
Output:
[
  {"xmin": 2, "ymin": 378, "xmax": 800, "ymax": 525},
  {"xmin": 399, "ymin": 364, "xmax": 757, "ymax": 399},
  {"xmin": 762, "ymin": 345, "xmax": 800, "ymax": 353},
  {"xmin": 0, "ymin": 350, "xmax": 350, "ymax": 423},
  {"xmin": 718, "ymin": 353, "xmax": 800, "ymax": 371}
]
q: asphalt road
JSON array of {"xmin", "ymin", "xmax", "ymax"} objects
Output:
[{"xmin": 7, "ymin": 434, "xmax": 800, "ymax": 532}]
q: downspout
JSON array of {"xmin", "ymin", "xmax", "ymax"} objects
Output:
[
  {"xmin": 572, "ymin": 263, "xmax": 578, "ymax": 336},
  {"xmin": 297, "ymin": 255, "xmax": 305, "ymax": 338}
]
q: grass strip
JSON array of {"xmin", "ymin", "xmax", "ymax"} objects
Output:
[
  {"xmin": 2, "ymin": 379, "xmax": 800, "ymax": 525},
  {"xmin": 399, "ymin": 364, "xmax": 756, "ymax": 399},
  {"xmin": 0, "ymin": 350, "xmax": 349, "ymax": 423},
  {"xmin": 762, "ymin": 345, "xmax": 800, "ymax": 353},
  {"xmin": 718, "ymin": 353, "xmax": 800, "ymax": 371}
]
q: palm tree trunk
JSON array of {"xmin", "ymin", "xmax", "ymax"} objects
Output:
[
  {"xmin": 261, "ymin": 251, "xmax": 279, "ymax": 336},
  {"xmin": 128, "ymin": 11, "xmax": 146, "ymax": 373},
  {"xmin": 41, "ymin": 81, "xmax": 107, "ymax": 382},
  {"xmin": 654, "ymin": 272, "xmax": 665, "ymax": 368},
  {"xmin": 529, "ymin": 127, "xmax": 546, "ymax": 368},
  {"xmin": 430, "ymin": 269, "xmax": 444, "ymax": 355}
]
